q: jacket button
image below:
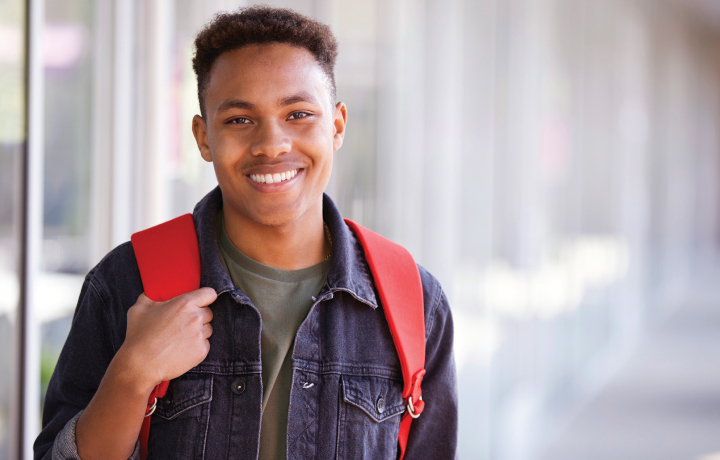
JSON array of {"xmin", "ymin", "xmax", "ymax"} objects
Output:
[
  {"xmin": 159, "ymin": 395, "xmax": 173, "ymax": 410},
  {"xmin": 376, "ymin": 396, "xmax": 385, "ymax": 414},
  {"xmin": 231, "ymin": 379, "xmax": 246, "ymax": 395}
]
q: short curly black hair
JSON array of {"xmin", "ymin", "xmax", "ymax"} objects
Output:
[{"xmin": 192, "ymin": 6, "xmax": 339, "ymax": 118}]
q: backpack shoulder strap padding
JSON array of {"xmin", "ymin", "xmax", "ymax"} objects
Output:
[
  {"xmin": 344, "ymin": 219, "xmax": 426, "ymax": 460},
  {"xmin": 130, "ymin": 213, "xmax": 200, "ymax": 460},
  {"xmin": 131, "ymin": 213, "xmax": 201, "ymax": 302}
]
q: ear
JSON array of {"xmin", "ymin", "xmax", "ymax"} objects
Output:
[
  {"xmin": 192, "ymin": 114, "xmax": 212, "ymax": 162},
  {"xmin": 332, "ymin": 102, "xmax": 347, "ymax": 151}
]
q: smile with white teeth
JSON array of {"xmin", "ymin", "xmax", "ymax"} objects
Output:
[{"xmin": 248, "ymin": 169, "xmax": 299, "ymax": 184}]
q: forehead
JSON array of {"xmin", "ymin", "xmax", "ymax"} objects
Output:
[{"xmin": 205, "ymin": 43, "xmax": 332, "ymax": 111}]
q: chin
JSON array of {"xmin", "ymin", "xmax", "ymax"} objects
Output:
[
  {"xmin": 251, "ymin": 214, "xmax": 296, "ymax": 228},
  {"xmin": 245, "ymin": 203, "xmax": 306, "ymax": 228}
]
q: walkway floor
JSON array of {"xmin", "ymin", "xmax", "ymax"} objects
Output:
[{"xmin": 541, "ymin": 283, "xmax": 720, "ymax": 460}]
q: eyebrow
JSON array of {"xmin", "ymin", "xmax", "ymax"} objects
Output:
[
  {"xmin": 216, "ymin": 98, "xmax": 256, "ymax": 113},
  {"xmin": 278, "ymin": 92, "xmax": 320, "ymax": 107},
  {"xmin": 216, "ymin": 92, "xmax": 321, "ymax": 114}
]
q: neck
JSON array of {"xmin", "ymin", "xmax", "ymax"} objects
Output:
[{"xmin": 222, "ymin": 199, "xmax": 330, "ymax": 271}]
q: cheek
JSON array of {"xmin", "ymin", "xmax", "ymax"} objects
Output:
[
  {"xmin": 296, "ymin": 123, "xmax": 335, "ymax": 159},
  {"xmin": 209, "ymin": 134, "xmax": 242, "ymax": 165},
  {"xmin": 208, "ymin": 147, "xmax": 247, "ymax": 191},
  {"xmin": 312, "ymin": 145, "xmax": 334, "ymax": 188}
]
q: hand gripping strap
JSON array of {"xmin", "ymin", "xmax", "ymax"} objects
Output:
[
  {"xmin": 344, "ymin": 219, "xmax": 426, "ymax": 460},
  {"xmin": 130, "ymin": 213, "xmax": 201, "ymax": 460}
]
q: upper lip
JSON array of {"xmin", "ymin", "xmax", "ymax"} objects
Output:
[{"xmin": 244, "ymin": 163, "xmax": 304, "ymax": 176}]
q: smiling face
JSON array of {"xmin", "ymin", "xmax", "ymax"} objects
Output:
[{"xmin": 192, "ymin": 43, "xmax": 346, "ymax": 228}]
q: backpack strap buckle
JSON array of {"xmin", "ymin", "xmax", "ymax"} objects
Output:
[
  {"xmin": 406, "ymin": 395, "xmax": 424, "ymax": 419},
  {"xmin": 405, "ymin": 369, "xmax": 426, "ymax": 419},
  {"xmin": 145, "ymin": 397, "xmax": 158, "ymax": 417}
]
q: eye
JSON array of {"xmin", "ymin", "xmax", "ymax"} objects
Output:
[
  {"xmin": 289, "ymin": 111, "xmax": 311, "ymax": 120},
  {"xmin": 230, "ymin": 117, "xmax": 252, "ymax": 124}
]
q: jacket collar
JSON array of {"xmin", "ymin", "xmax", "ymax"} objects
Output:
[{"xmin": 192, "ymin": 186, "xmax": 378, "ymax": 309}]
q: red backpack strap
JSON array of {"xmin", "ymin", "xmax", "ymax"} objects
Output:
[
  {"xmin": 344, "ymin": 219, "xmax": 426, "ymax": 460},
  {"xmin": 130, "ymin": 213, "xmax": 201, "ymax": 460}
]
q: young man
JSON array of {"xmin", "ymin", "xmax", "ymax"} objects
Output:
[{"xmin": 35, "ymin": 6, "xmax": 457, "ymax": 460}]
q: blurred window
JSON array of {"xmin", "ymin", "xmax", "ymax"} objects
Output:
[
  {"xmin": 38, "ymin": 0, "xmax": 94, "ymax": 412},
  {"xmin": 0, "ymin": 0, "xmax": 25, "ymax": 456}
]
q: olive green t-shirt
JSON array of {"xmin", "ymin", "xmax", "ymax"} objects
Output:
[{"xmin": 216, "ymin": 210, "xmax": 330, "ymax": 460}]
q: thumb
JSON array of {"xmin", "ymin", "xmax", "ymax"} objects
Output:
[{"xmin": 182, "ymin": 287, "xmax": 218, "ymax": 307}]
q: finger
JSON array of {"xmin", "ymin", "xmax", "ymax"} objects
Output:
[
  {"xmin": 200, "ymin": 307, "xmax": 214, "ymax": 324},
  {"xmin": 203, "ymin": 322, "xmax": 213, "ymax": 339},
  {"xmin": 184, "ymin": 287, "xmax": 218, "ymax": 307}
]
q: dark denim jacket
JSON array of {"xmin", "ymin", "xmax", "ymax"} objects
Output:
[{"xmin": 34, "ymin": 187, "xmax": 458, "ymax": 460}]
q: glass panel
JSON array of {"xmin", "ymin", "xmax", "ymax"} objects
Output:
[
  {"xmin": 39, "ymin": 0, "xmax": 95, "ymax": 411},
  {"xmin": 168, "ymin": 0, "xmax": 224, "ymax": 216},
  {"xmin": 0, "ymin": 0, "xmax": 25, "ymax": 457}
]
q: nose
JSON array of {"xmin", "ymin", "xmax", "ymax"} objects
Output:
[{"xmin": 249, "ymin": 119, "xmax": 291, "ymax": 158}]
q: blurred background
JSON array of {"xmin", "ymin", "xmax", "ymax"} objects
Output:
[{"xmin": 3, "ymin": 0, "xmax": 720, "ymax": 458}]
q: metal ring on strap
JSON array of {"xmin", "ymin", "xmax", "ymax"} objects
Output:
[
  {"xmin": 406, "ymin": 396, "xmax": 423, "ymax": 419},
  {"xmin": 145, "ymin": 398, "xmax": 158, "ymax": 417}
]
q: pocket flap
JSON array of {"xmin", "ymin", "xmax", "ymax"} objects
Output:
[
  {"xmin": 341, "ymin": 374, "xmax": 405, "ymax": 423},
  {"xmin": 154, "ymin": 373, "xmax": 213, "ymax": 420}
]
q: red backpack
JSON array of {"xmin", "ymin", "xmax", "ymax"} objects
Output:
[{"xmin": 131, "ymin": 214, "xmax": 426, "ymax": 460}]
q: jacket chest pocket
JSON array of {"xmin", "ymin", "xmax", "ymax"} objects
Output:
[
  {"xmin": 337, "ymin": 374, "xmax": 405, "ymax": 460},
  {"xmin": 148, "ymin": 373, "xmax": 213, "ymax": 460}
]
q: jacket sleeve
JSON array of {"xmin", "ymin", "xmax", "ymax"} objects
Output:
[
  {"xmin": 34, "ymin": 268, "xmax": 122, "ymax": 459},
  {"xmin": 50, "ymin": 410, "xmax": 140, "ymax": 460},
  {"xmin": 403, "ymin": 268, "xmax": 459, "ymax": 459}
]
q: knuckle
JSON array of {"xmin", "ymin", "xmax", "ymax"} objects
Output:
[
  {"xmin": 177, "ymin": 298, "xmax": 194, "ymax": 312},
  {"xmin": 180, "ymin": 295, "xmax": 194, "ymax": 307}
]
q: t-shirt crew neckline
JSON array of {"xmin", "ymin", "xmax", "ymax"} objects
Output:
[{"xmin": 216, "ymin": 209, "xmax": 331, "ymax": 282}]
